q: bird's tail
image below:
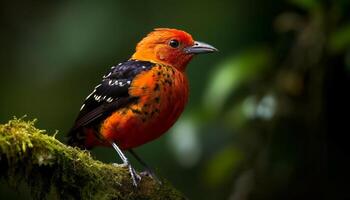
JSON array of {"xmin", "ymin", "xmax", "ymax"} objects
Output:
[
  {"xmin": 67, "ymin": 127, "xmax": 103, "ymax": 149},
  {"xmin": 67, "ymin": 128, "xmax": 88, "ymax": 149}
]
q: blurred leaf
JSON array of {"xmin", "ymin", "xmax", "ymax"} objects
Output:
[
  {"xmin": 168, "ymin": 118, "xmax": 201, "ymax": 168},
  {"xmin": 225, "ymin": 95, "xmax": 259, "ymax": 129},
  {"xmin": 226, "ymin": 101, "xmax": 248, "ymax": 129},
  {"xmin": 225, "ymin": 96, "xmax": 256, "ymax": 129},
  {"xmin": 289, "ymin": 0, "xmax": 319, "ymax": 10},
  {"xmin": 226, "ymin": 93, "xmax": 277, "ymax": 129},
  {"xmin": 203, "ymin": 47, "xmax": 273, "ymax": 114},
  {"xmin": 329, "ymin": 24, "xmax": 350, "ymax": 53},
  {"xmin": 203, "ymin": 146, "xmax": 243, "ymax": 187}
]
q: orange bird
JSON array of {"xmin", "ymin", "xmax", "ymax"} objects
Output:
[{"xmin": 67, "ymin": 28, "xmax": 217, "ymax": 186}]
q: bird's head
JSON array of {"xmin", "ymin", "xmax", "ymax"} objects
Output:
[{"xmin": 131, "ymin": 28, "xmax": 217, "ymax": 71}]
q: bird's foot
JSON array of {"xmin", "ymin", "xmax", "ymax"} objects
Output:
[
  {"xmin": 140, "ymin": 170, "xmax": 152, "ymax": 177},
  {"xmin": 128, "ymin": 164, "xmax": 141, "ymax": 187},
  {"xmin": 140, "ymin": 169, "xmax": 162, "ymax": 185},
  {"xmin": 113, "ymin": 162, "xmax": 141, "ymax": 186}
]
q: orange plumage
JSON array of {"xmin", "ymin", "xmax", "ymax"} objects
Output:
[
  {"xmin": 100, "ymin": 64, "xmax": 188, "ymax": 149},
  {"xmin": 68, "ymin": 28, "xmax": 217, "ymax": 186}
]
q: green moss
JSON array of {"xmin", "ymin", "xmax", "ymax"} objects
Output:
[{"xmin": 0, "ymin": 117, "xmax": 186, "ymax": 200}]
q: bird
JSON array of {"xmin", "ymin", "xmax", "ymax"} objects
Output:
[{"xmin": 67, "ymin": 28, "xmax": 217, "ymax": 186}]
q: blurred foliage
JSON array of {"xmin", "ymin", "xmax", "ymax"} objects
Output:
[
  {"xmin": 1, "ymin": 0, "xmax": 349, "ymax": 200},
  {"xmin": 204, "ymin": 47, "xmax": 273, "ymax": 114},
  {"xmin": 330, "ymin": 24, "xmax": 350, "ymax": 53},
  {"xmin": 204, "ymin": 145, "xmax": 243, "ymax": 187}
]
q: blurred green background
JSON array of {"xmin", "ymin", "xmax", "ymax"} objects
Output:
[{"xmin": 1, "ymin": 0, "xmax": 349, "ymax": 199}]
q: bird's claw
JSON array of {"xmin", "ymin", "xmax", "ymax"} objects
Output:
[
  {"xmin": 112, "ymin": 162, "xmax": 141, "ymax": 187},
  {"xmin": 140, "ymin": 170, "xmax": 162, "ymax": 185},
  {"xmin": 128, "ymin": 165, "xmax": 141, "ymax": 187},
  {"xmin": 140, "ymin": 170, "xmax": 152, "ymax": 177}
]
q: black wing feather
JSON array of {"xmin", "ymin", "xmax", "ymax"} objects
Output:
[{"xmin": 69, "ymin": 60, "xmax": 154, "ymax": 133}]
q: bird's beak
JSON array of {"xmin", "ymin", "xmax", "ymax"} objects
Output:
[{"xmin": 184, "ymin": 41, "xmax": 218, "ymax": 54}]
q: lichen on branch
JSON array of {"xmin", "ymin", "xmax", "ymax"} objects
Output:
[{"xmin": 0, "ymin": 117, "xmax": 186, "ymax": 200}]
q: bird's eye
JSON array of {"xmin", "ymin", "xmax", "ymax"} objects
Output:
[{"xmin": 169, "ymin": 39, "xmax": 180, "ymax": 48}]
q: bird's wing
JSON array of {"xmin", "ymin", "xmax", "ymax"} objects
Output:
[{"xmin": 70, "ymin": 60, "xmax": 154, "ymax": 132}]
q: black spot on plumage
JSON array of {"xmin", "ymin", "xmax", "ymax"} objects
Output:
[
  {"xmin": 155, "ymin": 97, "xmax": 160, "ymax": 103},
  {"xmin": 154, "ymin": 83, "xmax": 160, "ymax": 91},
  {"xmin": 165, "ymin": 79, "xmax": 172, "ymax": 86},
  {"xmin": 150, "ymin": 110, "xmax": 156, "ymax": 116},
  {"xmin": 131, "ymin": 109, "xmax": 142, "ymax": 114}
]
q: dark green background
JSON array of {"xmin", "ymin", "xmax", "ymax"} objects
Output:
[{"xmin": 1, "ymin": 0, "xmax": 349, "ymax": 199}]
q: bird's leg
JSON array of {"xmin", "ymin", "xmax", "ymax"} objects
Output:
[
  {"xmin": 128, "ymin": 149, "xmax": 162, "ymax": 184},
  {"xmin": 111, "ymin": 142, "xmax": 141, "ymax": 186}
]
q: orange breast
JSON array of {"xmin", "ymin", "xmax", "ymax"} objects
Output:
[{"xmin": 99, "ymin": 64, "xmax": 189, "ymax": 150}]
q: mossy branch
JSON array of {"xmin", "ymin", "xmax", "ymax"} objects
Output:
[{"xmin": 0, "ymin": 117, "xmax": 186, "ymax": 200}]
